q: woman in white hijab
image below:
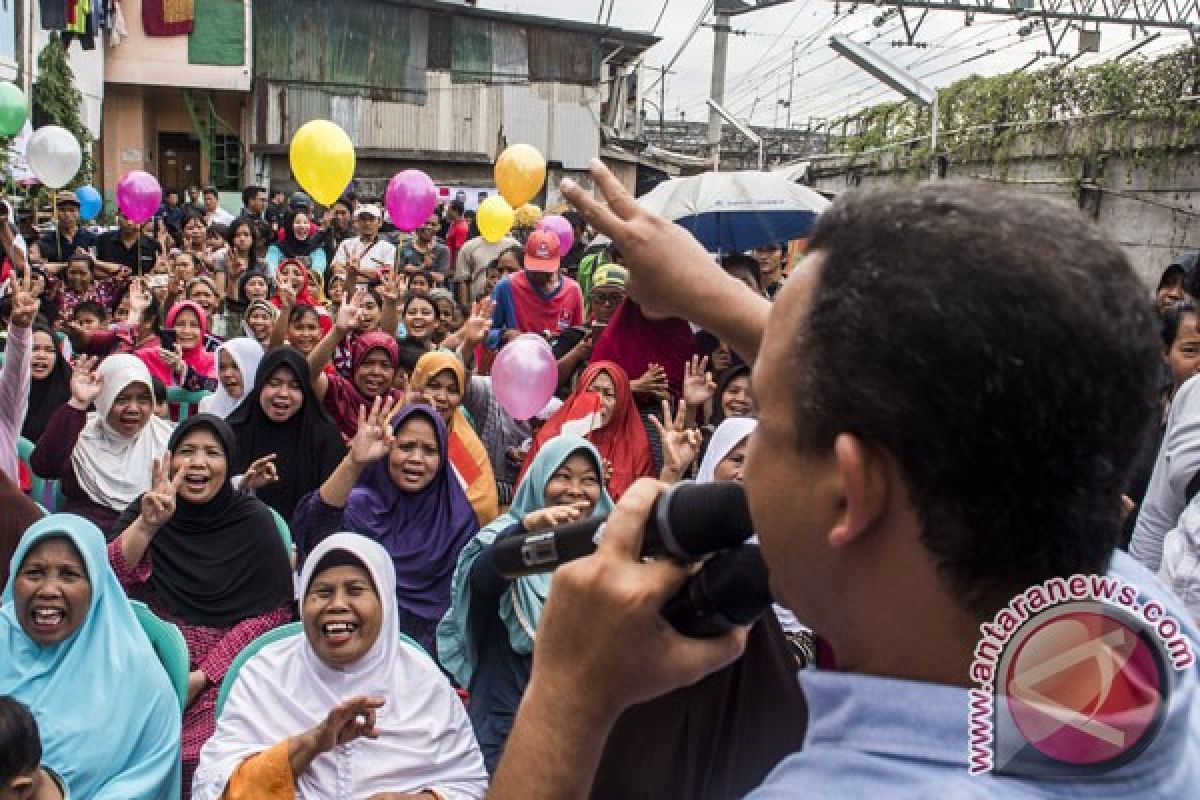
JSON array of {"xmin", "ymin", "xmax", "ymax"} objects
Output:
[
  {"xmin": 193, "ymin": 532, "xmax": 487, "ymax": 800},
  {"xmin": 30, "ymin": 353, "xmax": 173, "ymax": 534},
  {"xmin": 695, "ymin": 416, "xmax": 757, "ymax": 483},
  {"xmin": 199, "ymin": 338, "xmax": 264, "ymax": 418}
]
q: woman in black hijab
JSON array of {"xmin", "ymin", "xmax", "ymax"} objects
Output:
[
  {"xmin": 225, "ymin": 347, "xmax": 346, "ymax": 524},
  {"xmin": 21, "ymin": 324, "xmax": 71, "ymax": 442},
  {"xmin": 108, "ymin": 412, "xmax": 295, "ymax": 795}
]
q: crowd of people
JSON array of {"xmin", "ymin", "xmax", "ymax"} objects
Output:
[
  {"xmin": 0, "ymin": 174, "xmax": 785, "ymax": 798},
  {"xmin": 2, "ymin": 157, "xmax": 1200, "ymax": 796}
]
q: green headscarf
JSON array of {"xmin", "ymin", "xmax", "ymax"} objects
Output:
[{"xmin": 437, "ymin": 435, "xmax": 613, "ymax": 686}]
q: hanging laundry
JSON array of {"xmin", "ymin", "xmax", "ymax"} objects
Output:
[
  {"xmin": 143, "ymin": 0, "xmax": 195, "ymax": 36},
  {"xmin": 108, "ymin": 0, "xmax": 129, "ymax": 47},
  {"xmin": 41, "ymin": 0, "xmax": 68, "ymax": 30}
]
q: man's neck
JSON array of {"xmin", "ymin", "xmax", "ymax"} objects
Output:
[
  {"xmin": 360, "ymin": 233, "xmax": 378, "ymax": 245},
  {"xmin": 763, "ymin": 268, "xmax": 782, "ymax": 287},
  {"xmin": 120, "ymin": 229, "xmax": 139, "ymax": 246}
]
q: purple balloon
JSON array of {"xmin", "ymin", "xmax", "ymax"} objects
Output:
[
  {"xmin": 536, "ymin": 214, "xmax": 574, "ymax": 255},
  {"xmin": 116, "ymin": 170, "xmax": 162, "ymax": 224},
  {"xmin": 492, "ymin": 334, "xmax": 558, "ymax": 420},
  {"xmin": 386, "ymin": 170, "xmax": 438, "ymax": 232}
]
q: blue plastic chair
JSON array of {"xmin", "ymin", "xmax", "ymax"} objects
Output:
[
  {"xmin": 130, "ymin": 599, "xmax": 191, "ymax": 712},
  {"xmin": 216, "ymin": 623, "xmax": 432, "ymax": 718},
  {"xmin": 17, "ymin": 437, "xmax": 64, "ymax": 512},
  {"xmin": 166, "ymin": 387, "xmax": 211, "ymax": 422}
]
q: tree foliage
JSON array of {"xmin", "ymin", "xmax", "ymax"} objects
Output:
[{"xmin": 31, "ymin": 32, "xmax": 91, "ymax": 186}]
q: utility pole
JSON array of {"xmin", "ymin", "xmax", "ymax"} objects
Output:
[
  {"xmin": 707, "ymin": 11, "xmax": 731, "ymax": 162},
  {"xmin": 786, "ymin": 40, "xmax": 797, "ymax": 128},
  {"xmin": 646, "ymin": 65, "xmax": 675, "ymax": 146}
]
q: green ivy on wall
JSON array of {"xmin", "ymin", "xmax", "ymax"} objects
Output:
[
  {"xmin": 828, "ymin": 46, "xmax": 1200, "ymax": 182},
  {"xmin": 31, "ymin": 32, "xmax": 92, "ymax": 187}
]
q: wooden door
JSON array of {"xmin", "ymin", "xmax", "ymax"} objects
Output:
[{"xmin": 158, "ymin": 133, "xmax": 202, "ymax": 194}]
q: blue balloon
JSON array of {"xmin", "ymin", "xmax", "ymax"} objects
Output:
[{"xmin": 75, "ymin": 185, "xmax": 102, "ymax": 221}]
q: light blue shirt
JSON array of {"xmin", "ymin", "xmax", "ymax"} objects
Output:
[{"xmin": 750, "ymin": 552, "xmax": 1200, "ymax": 798}]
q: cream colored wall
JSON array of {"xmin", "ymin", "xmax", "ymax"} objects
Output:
[
  {"xmin": 100, "ymin": 85, "xmax": 249, "ymax": 198},
  {"xmin": 104, "ymin": 0, "xmax": 252, "ymax": 91}
]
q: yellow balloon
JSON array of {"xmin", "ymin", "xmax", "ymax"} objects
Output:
[
  {"xmin": 290, "ymin": 120, "xmax": 356, "ymax": 207},
  {"xmin": 477, "ymin": 196, "xmax": 516, "ymax": 243},
  {"xmin": 495, "ymin": 144, "xmax": 546, "ymax": 208}
]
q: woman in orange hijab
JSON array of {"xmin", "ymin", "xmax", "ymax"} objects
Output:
[
  {"xmin": 409, "ymin": 351, "xmax": 500, "ymax": 526},
  {"xmin": 521, "ymin": 360, "xmax": 654, "ymax": 500}
]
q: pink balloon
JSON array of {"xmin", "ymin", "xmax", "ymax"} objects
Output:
[
  {"xmin": 536, "ymin": 214, "xmax": 574, "ymax": 254},
  {"xmin": 386, "ymin": 170, "xmax": 438, "ymax": 232},
  {"xmin": 116, "ymin": 170, "xmax": 162, "ymax": 224},
  {"xmin": 492, "ymin": 334, "xmax": 558, "ymax": 420}
]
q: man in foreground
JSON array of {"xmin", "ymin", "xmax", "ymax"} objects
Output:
[{"xmin": 490, "ymin": 163, "xmax": 1200, "ymax": 797}]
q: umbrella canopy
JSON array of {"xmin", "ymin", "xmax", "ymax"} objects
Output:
[{"xmin": 637, "ymin": 171, "xmax": 830, "ymax": 254}]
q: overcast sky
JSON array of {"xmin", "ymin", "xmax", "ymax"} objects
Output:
[{"xmin": 477, "ymin": 0, "xmax": 1193, "ymax": 128}]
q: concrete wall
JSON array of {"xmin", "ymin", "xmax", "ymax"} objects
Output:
[
  {"xmin": 801, "ymin": 122, "xmax": 1200, "ymax": 288},
  {"xmin": 101, "ymin": 84, "xmax": 247, "ymax": 198},
  {"xmin": 105, "ymin": 0, "xmax": 252, "ymax": 91}
]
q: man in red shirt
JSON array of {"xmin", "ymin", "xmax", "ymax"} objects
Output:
[
  {"xmin": 445, "ymin": 201, "xmax": 469, "ymax": 274},
  {"xmin": 487, "ymin": 230, "xmax": 584, "ymax": 349}
]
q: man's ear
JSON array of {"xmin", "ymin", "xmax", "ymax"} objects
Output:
[{"xmin": 828, "ymin": 433, "xmax": 889, "ymax": 549}]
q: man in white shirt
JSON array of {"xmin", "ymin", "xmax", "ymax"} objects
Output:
[
  {"xmin": 331, "ymin": 204, "xmax": 397, "ymax": 282},
  {"xmin": 455, "ymin": 233, "xmax": 520, "ymax": 306},
  {"xmin": 203, "ymin": 186, "xmax": 234, "ymax": 227}
]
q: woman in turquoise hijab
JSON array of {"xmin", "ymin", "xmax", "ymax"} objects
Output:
[
  {"xmin": 0, "ymin": 514, "xmax": 182, "ymax": 799},
  {"xmin": 438, "ymin": 434, "xmax": 613, "ymax": 773}
]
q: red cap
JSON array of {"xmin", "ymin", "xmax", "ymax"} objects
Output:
[{"xmin": 524, "ymin": 230, "xmax": 562, "ymax": 272}]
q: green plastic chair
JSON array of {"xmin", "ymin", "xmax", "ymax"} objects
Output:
[
  {"xmin": 269, "ymin": 507, "xmax": 294, "ymax": 559},
  {"xmin": 215, "ymin": 622, "xmax": 432, "ymax": 718},
  {"xmin": 130, "ymin": 599, "xmax": 190, "ymax": 712},
  {"xmin": 165, "ymin": 387, "xmax": 211, "ymax": 422},
  {"xmin": 17, "ymin": 437, "xmax": 65, "ymax": 512},
  {"xmin": 216, "ymin": 622, "xmax": 303, "ymax": 717}
]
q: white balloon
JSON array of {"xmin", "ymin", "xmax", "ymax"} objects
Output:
[{"xmin": 26, "ymin": 125, "xmax": 82, "ymax": 189}]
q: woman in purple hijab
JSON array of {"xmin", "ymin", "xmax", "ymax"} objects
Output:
[{"xmin": 291, "ymin": 397, "xmax": 481, "ymax": 653}]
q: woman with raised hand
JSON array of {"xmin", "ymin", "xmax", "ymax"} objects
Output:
[
  {"xmin": 194, "ymin": 533, "xmax": 486, "ymax": 800},
  {"xmin": 0, "ymin": 514, "xmax": 182, "ymax": 798},
  {"xmin": 438, "ymin": 435, "xmax": 613, "ymax": 771},
  {"xmin": 293, "ymin": 398, "xmax": 479, "ymax": 654},
  {"xmin": 31, "ymin": 354, "xmax": 173, "ymax": 532},
  {"xmin": 306, "ymin": 289, "xmax": 404, "ymax": 439},
  {"xmin": 409, "ymin": 351, "xmax": 499, "ymax": 525},
  {"xmin": 108, "ymin": 414, "xmax": 295, "ymax": 795},
  {"xmin": 226, "ymin": 347, "xmax": 346, "ymax": 524}
]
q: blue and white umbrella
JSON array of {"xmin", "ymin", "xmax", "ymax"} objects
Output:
[{"xmin": 638, "ymin": 171, "xmax": 830, "ymax": 254}]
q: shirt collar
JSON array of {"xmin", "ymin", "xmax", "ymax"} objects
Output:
[{"xmin": 800, "ymin": 668, "xmax": 970, "ymax": 767}]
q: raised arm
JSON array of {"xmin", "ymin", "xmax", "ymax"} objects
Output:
[
  {"xmin": 308, "ymin": 290, "xmax": 365, "ymax": 402},
  {"xmin": 268, "ymin": 284, "xmax": 295, "ymax": 350},
  {"xmin": 560, "ymin": 161, "xmax": 771, "ymax": 365}
]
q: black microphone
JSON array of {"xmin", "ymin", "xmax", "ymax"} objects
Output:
[
  {"xmin": 493, "ymin": 480, "xmax": 754, "ymax": 578},
  {"xmin": 661, "ymin": 544, "xmax": 773, "ymax": 638}
]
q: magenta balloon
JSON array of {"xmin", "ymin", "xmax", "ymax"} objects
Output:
[
  {"xmin": 492, "ymin": 335, "xmax": 558, "ymax": 420},
  {"xmin": 386, "ymin": 170, "xmax": 438, "ymax": 232},
  {"xmin": 116, "ymin": 170, "xmax": 162, "ymax": 223},
  {"xmin": 536, "ymin": 214, "xmax": 574, "ymax": 255}
]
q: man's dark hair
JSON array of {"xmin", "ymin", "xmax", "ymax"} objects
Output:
[
  {"xmin": 242, "ymin": 185, "xmax": 266, "ymax": 206},
  {"xmin": 203, "ymin": 186, "xmax": 219, "ymax": 199},
  {"xmin": 797, "ymin": 182, "xmax": 1160, "ymax": 616},
  {"xmin": 0, "ymin": 696, "xmax": 41, "ymax": 784},
  {"xmin": 1162, "ymin": 298, "xmax": 1198, "ymax": 349},
  {"xmin": 563, "ymin": 210, "xmax": 586, "ymax": 236},
  {"xmin": 449, "ymin": 201, "xmax": 465, "ymax": 216},
  {"xmin": 397, "ymin": 340, "xmax": 429, "ymax": 372},
  {"xmin": 720, "ymin": 253, "xmax": 762, "ymax": 292},
  {"xmin": 74, "ymin": 300, "xmax": 108, "ymax": 321},
  {"xmin": 151, "ymin": 375, "xmax": 168, "ymax": 406}
]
